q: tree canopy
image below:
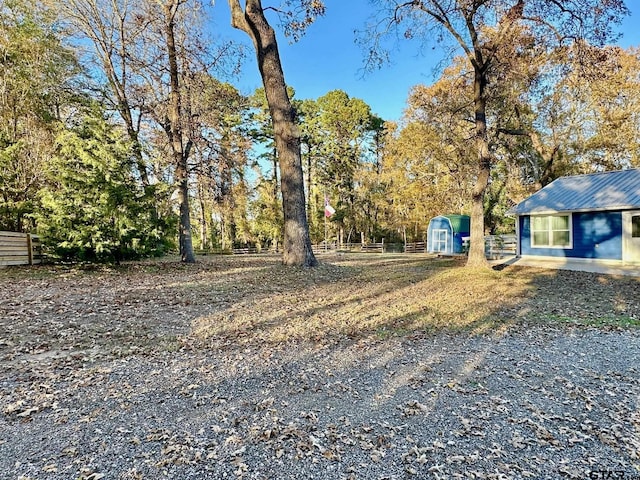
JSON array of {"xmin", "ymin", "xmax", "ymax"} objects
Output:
[{"xmin": 0, "ymin": 0, "xmax": 635, "ymax": 265}]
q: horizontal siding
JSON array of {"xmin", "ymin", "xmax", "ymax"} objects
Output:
[
  {"xmin": 520, "ymin": 212, "xmax": 623, "ymax": 260},
  {"xmin": 0, "ymin": 237, "xmax": 30, "ymax": 244},
  {"xmin": 0, "ymin": 232, "xmax": 43, "ymax": 266}
]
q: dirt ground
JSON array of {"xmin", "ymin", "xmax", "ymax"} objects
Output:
[{"xmin": 0, "ymin": 254, "xmax": 639, "ymax": 479}]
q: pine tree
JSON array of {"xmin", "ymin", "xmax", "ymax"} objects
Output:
[{"xmin": 37, "ymin": 108, "xmax": 173, "ymax": 262}]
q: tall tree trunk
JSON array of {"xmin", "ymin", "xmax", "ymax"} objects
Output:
[
  {"xmin": 123, "ymin": 113, "xmax": 150, "ymax": 187},
  {"xmin": 467, "ymin": 67, "xmax": 490, "ymax": 267},
  {"xmin": 272, "ymin": 149, "xmax": 280, "ymax": 251},
  {"xmin": 221, "ymin": 157, "xmax": 237, "ymax": 249},
  {"xmin": 306, "ymin": 149, "xmax": 312, "ymax": 227},
  {"xmin": 163, "ymin": 0, "xmax": 195, "ymax": 263},
  {"xmin": 272, "ymin": 147, "xmax": 279, "ymax": 200},
  {"xmin": 63, "ymin": 0, "xmax": 150, "ymax": 187},
  {"xmin": 228, "ymin": 0, "xmax": 317, "ymax": 267},
  {"xmin": 198, "ymin": 180, "xmax": 207, "ymax": 250}
]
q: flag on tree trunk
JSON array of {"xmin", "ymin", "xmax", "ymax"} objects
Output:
[{"xmin": 324, "ymin": 197, "xmax": 335, "ymax": 218}]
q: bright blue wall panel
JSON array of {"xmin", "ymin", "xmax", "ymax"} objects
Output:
[
  {"xmin": 452, "ymin": 233, "xmax": 465, "ymax": 254},
  {"xmin": 519, "ymin": 212, "xmax": 622, "ymax": 259}
]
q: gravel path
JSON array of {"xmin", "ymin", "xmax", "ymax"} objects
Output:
[{"xmin": 2, "ymin": 327, "xmax": 639, "ymax": 480}]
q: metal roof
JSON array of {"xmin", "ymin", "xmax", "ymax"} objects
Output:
[
  {"xmin": 508, "ymin": 169, "xmax": 640, "ymax": 215},
  {"xmin": 442, "ymin": 214, "xmax": 470, "ymax": 233}
]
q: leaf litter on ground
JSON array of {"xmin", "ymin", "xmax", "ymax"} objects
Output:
[{"xmin": 0, "ymin": 253, "xmax": 639, "ymax": 479}]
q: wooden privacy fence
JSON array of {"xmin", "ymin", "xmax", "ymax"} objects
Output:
[{"xmin": 0, "ymin": 232, "xmax": 43, "ymax": 266}]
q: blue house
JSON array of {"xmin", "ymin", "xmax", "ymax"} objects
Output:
[
  {"xmin": 508, "ymin": 169, "xmax": 640, "ymax": 265},
  {"xmin": 427, "ymin": 214, "xmax": 471, "ymax": 254}
]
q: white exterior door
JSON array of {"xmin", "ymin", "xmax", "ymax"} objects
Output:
[
  {"xmin": 432, "ymin": 229, "xmax": 448, "ymax": 253},
  {"xmin": 622, "ymin": 211, "xmax": 640, "ymax": 264}
]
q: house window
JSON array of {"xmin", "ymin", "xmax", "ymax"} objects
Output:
[
  {"xmin": 633, "ymin": 215, "xmax": 640, "ymax": 238},
  {"xmin": 531, "ymin": 215, "xmax": 571, "ymax": 248}
]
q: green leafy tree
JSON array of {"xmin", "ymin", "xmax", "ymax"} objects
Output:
[
  {"xmin": 294, "ymin": 90, "xmax": 379, "ymax": 244},
  {"xmin": 293, "ymin": 97, "xmax": 321, "ymax": 239},
  {"xmin": 244, "ymin": 87, "xmax": 290, "ymax": 248},
  {"xmin": 249, "ymin": 169, "xmax": 284, "ymax": 251},
  {"xmin": 37, "ymin": 108, "xmax": 173, "ymax": 262},
  {"xmin": 0, "ymin": 0, "xmax": 80, "ymax": 231},
  {"xmin": 59, "ymin": 0, "xmax": 151, "ymax": 186},
  {"xmin": 60, "ymin": 0, "xmax": 238, "ymax": 263},
  {"xmin": 315, "ymin": 90, "xmax": 376, "ymax": 244},
  {"xmin": 186, "ymin": 76, "xmax": 253, "ymax": 251}
]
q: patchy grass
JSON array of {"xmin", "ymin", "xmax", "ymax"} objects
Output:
[
  {"xmin": 189, "ymin": 257, "xmax": 527, "ymax": 346},
  {"xmin": 1, "ymin": 253, "xmax": 638, "ymax": 362},
  {"xmin": 186, "ymin": 254, "xmax": 638, "ymax": 347}
]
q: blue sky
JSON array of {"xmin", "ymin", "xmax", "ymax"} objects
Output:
[{"xmin": 210, "ymin": 0, "xmax": 640, "ymax": 123}]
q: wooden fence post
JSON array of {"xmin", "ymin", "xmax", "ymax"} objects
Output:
[{"xmin": 27, "ymin": 234, "xmax": 33, "ymax": 265}]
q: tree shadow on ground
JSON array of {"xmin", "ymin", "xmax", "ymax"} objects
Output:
[
  {"xmin": 1, "ymin": 253, "xmax": 638, "ymax": 366},
  {"xmin": 2, "ymin": 254, "xmax": 640, "ymax": 479},
  {"xmin": 182, "ymin": 257, "xmax": 476, "ymax": 348}
]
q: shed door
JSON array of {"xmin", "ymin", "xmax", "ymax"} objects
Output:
[
  {"xmin": 431, "ymin": 229, "xmax": 449, "ymax": 253},
  {"xmin": 622, "ymin": 211, "xmax": 640, "ymax": 264}
]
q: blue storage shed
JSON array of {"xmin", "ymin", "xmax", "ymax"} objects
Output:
[
  {"xmin": 507, "ymin": 169, "xmax": 640, "ymax": 265},
  {"xmin": 427, "ymin": 214, "xmax": 471, "ymax": 254}
]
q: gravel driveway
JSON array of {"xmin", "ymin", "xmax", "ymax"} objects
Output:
[{"xmin": 2, "ymin": 327, "xmax": 639, "ymax": 480}]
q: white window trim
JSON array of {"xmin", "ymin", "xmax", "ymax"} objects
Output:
[{"xmin": 530, "ymin": 214, "xmax": 573, "ymax": 249}]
